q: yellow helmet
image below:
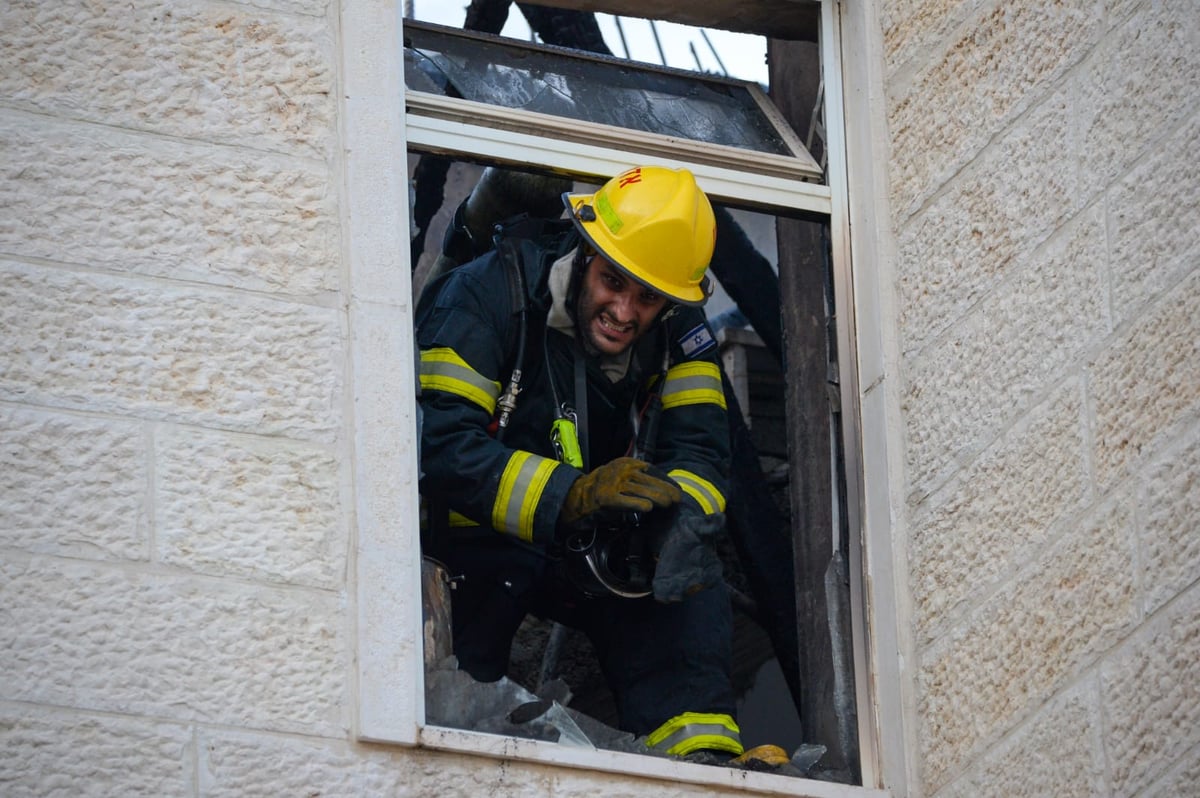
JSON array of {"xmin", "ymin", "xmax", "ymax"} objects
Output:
[{"xmin": 563, "ymin": 166, "xmax": 716, "ymax": 306}]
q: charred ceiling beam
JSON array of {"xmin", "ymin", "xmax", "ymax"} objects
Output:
[{"xmin": 517, "ymin": 0, "xmax": 820, "ymax": 41}]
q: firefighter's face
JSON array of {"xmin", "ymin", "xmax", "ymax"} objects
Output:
[{"xmin": 575, "ymin": 255, "xmax": 668, "ymax": 356}]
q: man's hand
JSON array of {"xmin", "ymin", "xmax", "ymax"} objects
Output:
[
  {"xmin": 559, "ymin": 457, "xmax": 682, "ymax": 528},
  {"xmin": 652, "ymin": 511, "xmax": 725, "ymax": 603}
]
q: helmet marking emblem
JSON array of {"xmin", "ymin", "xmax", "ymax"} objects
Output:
[
  {"xmin": 617, "ymin": 167, "xmax": 643, "ymax": 188},
  {"xmin": 595, "ymin": 191, "xmax": 624, "ymax": 233}
]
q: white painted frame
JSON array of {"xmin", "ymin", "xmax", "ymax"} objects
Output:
[
  {"xmin": 827, "ymin": 0, "xmax": 915, "ymax": 792},
  {"xmin": 405, "ymin": 89, "xmax": 824, "ymax": 179},
  {"xmin": 346, "ymin": 0, "xmax": 905, "ymax": 793},
  {"xmin": 344, "ymin": 0, "xmax": 426, "ymax": 746},
  {"xmin": 405, "ymin": 97, "xmax": 832, "ymax": 215}
]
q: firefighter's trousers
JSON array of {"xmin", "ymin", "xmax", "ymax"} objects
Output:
[{"xmin": 436, "ymin": 533, "xmax": 736, "ymax": 738}]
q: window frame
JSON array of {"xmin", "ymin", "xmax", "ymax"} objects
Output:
[
  {"xmin": 402, "ymin": 22, "xmax": 823, "ymax": 182},
  {"xmin": 404, "ymin": 96, "xmax": 832, "ymax": 214},
  {"xmin": 344, "ymin": 0, "xmax": 901, "ymax": 794}
]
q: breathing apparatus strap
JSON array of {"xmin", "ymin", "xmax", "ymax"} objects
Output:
[
  {"xmin": 633, "ymin": 325, "xmax": 671, "ymax": 462},
  {"xmin": 492, "ymin": 235, "xmax": 530, "ymax": 441}
]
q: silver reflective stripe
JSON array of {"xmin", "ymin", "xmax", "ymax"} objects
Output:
[
  {"xmin": 669, "ymin": 469, "xmax": 726, "ymax": 515},
  {"xmin": 647, "ymin": 721, "xmax": 742, "ymax": 755},
  {"xmin": 660, "ymin": 361, "xmax": 726, "ymax": 410},
  {"xmin": 419, "ymin": 347, "xmax": 501, "ymax": 414},
  {"xmin": 492, "ymin": 451, "xmax": 558, "ymax": 542}
]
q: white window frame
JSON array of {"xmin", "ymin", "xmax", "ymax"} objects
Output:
[
  {"xmin": 343, "ymin": 0, "xmax": 906, "ymax": 794},
  {"xmin": 405, "ymin": 95, "xmax": 832, "ymax": 214}
]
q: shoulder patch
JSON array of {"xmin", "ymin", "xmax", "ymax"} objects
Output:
[{"xmin": 679, "ymin": 323, "xmax": 717, "ymax": 357}]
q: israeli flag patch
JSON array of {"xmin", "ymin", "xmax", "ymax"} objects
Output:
[{"xmin": 679, "ymin": 323, "xmax": 716, "ymax": 357}]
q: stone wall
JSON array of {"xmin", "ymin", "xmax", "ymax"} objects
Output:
[
  {"xmin": 879, "ymin": 0, "xmax": 1200, "ymax": 792},
  {"xmin": 0, "ymin": 0, "xmax": 353, "ymax": 792},
  {"xmin": 0, "ymin": 1, "xmax": 858, "ymax": 797},
  {"xmin": 6, "ymin": 0, "xmax": 1196, "ymax": 794}
]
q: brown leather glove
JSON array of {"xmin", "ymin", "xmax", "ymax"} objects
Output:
[{"xmin": 559, "ymin": 457, "xmax": 682, "ymax": 528}]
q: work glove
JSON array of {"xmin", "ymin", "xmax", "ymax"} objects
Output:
[
  {"xmin": 651, "ymin": 510, "xmax": 726, "ymax": 603},
  {"xmin": 559, "ymin": 457, "xmax": 682, "ymax": 529}
]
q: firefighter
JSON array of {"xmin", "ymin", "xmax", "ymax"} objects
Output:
[{"xmin": 416, "ymin": 165, "xmax": 743, "ymax": 760}]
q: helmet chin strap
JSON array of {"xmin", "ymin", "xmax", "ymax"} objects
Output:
[
  {"xmin": 566, "ymin": 245, "xmax": 601, "ymax": 356},
  {"xmin": 565, "ymin": 244, "xmax": 588, "ymax": 325}
]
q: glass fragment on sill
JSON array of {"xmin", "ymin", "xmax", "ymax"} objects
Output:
[
  {"xmin": 425, "ymin": 656, "xmax": 831, "ymax": 778},
  {"xmin": 424, "ymin": 656, "xmax": 653, "ymax": 755}
]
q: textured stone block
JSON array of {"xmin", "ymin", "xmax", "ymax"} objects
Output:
[
  {"xmin": 1101, "ymin": 585, "xmax": 1200, "ymax": 796},
  {"xmin": 909, "ymin": 383, "xmax": 1088, "ymax": 641},
  {"xmin": 552, "ymin": 770, "xmax": 799, "ymax": 798},
  {"xmin": 0, "ymin": 406, "xmax": 147, "ymax": 561},
  {"xmin": 902, "ymin": 209, "xmax": 1106, "ymax": 495},
  {"xmin": 1089, "ymin": 269, "xmax": 1200, "ymax": 489},
  {"xmin": 0, "ymin": 0, "xmax": 334, "ymax": 158},
  {"xmin": 1107, "ymin": 115, "xmax": 1200, "ymax": 327},
  {"xmin": 880, "ymin": 0, "xmax": 976, "ymax": 79},
  {"xmin": 894, "ymin": 93, "xmax": 1077, "ymax": 352},
  {"xmin": 887, "ymin": 0, "xmax": 1099, "ymax": 217},
  {"xmin": 225, "ymin": 0, "xmax": 329, "ymax": 14},
  {"xmin": 0, "ymin": 260, "xmax": 342, "ymax": 441},
  {"xmin": 1077, "ymin": 0, "xmax": 1200, "ymax": 199},
  {"xmin": 917, "ymin": 495, "xmax": 1139, "ymax": 790},
  {"xmin": 156, "ymin": 426, "xmax": 344, "ymax": 589},
  {"xmin": 1105, "ymin": 0, "xmax": 1143, "ymax": 24},
  {"xmin": 1140, "ymin": 432, "xmax": 1200, "ymax": 614},
  {"xmin": 198, "ymin": 729, "xmax": 408, "ymax": 797},
  {"xmin": 1141, "ymin": 740, "xmax": 1200, "ymax": 798},
  {"xmin": 933, "ymin": 681, "xmax": 1105, "ymax": 798},
  {"xmin": 0, "ymin": 706, "xmax": 193, "ymax": 798},
  {"xmin": 0, "ymin": 557, "xmax": 347, "ymax": 736},
  {"xmin": 410, "ymin": 749, "xmax": 554, "ymax": 796},
  {"xmin": 0, "ymin": 115, "xmax": 338, "ymax": 295}
]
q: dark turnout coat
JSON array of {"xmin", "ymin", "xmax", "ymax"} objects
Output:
[
  {"xmin": 415, "ymin": 230, "xmax": 730, "ymax": 546},
  {"xmin": 414, "ymin": 226, "xmax": 741, "ymax": 751}
]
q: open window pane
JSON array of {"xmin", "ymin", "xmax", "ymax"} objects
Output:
[
  {"xmin": 410, "ymin": 157, "xmax": 851, "ymax": 781},
  {"xmin": 403, "ymin": 21, "xmax": 821, "ymax": 181},
  {"xmin": 396, "ymin": 4, "xmax": 866, "ymax": 788}
]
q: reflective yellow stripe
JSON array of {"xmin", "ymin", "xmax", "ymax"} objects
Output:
[
  {"xmin": 419, "ymin": 347, "xmax": 501, "ymax": 414},
  {"xmin": 646, "ymin": 712, "xmax": 743, "ymax": 757},
  {"xmin": 447, "ymin": 510, "xmax": 478, "ymax": 528},
  {"xmin": 492, "ymin": 451, "xmax": 560, "ymax": 542},
  {"xmin": 660, "ymin": 361, "xmax": 726, "ymax": 410},
  {"xmin": 668, "ymin": 469, "xmax": 726, "ymax": 514}
]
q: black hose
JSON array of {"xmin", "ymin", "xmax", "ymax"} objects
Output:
[{"xmin": 494, "ymin": 234, "xmax": 528, "ymax": 444}]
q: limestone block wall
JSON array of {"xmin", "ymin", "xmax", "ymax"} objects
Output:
[
  {"xmin": 878, "ymin": 0, "xmax": 1200, "ymax": 793},
  {"xmin": 0, "ymin": 2, "xmax": 864, "ymax": 797},
  {"xmin": 0, "ymin": 0, "xmax": 357, "ymax": 792},
  {"xmin": 8, "ymin": 0, "xmax": 1196, "ymax": 794}
]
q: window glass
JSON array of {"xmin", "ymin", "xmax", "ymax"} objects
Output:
[{"xmin": 404, "ymin": 22, "xmax": 794, "ymax": 157}]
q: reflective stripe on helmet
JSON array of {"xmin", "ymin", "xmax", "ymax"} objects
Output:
[
  {"xmin": 419, "ymin": 347, "xmax": 502, "ymax": 414},
  {"xmin": 492, "ymin": 451, "xmax": 561, "ymax": 542},
  {"xmin": 660, "ymin": 360, "xmax": 726, "ymax": 411},
  {"xmin": 668, "ymin": 469, "xmax": 726, "ymax": 515},
  {"xmin": 646, "ymin": 712, "xmax": 743, "ymax": 757}
]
